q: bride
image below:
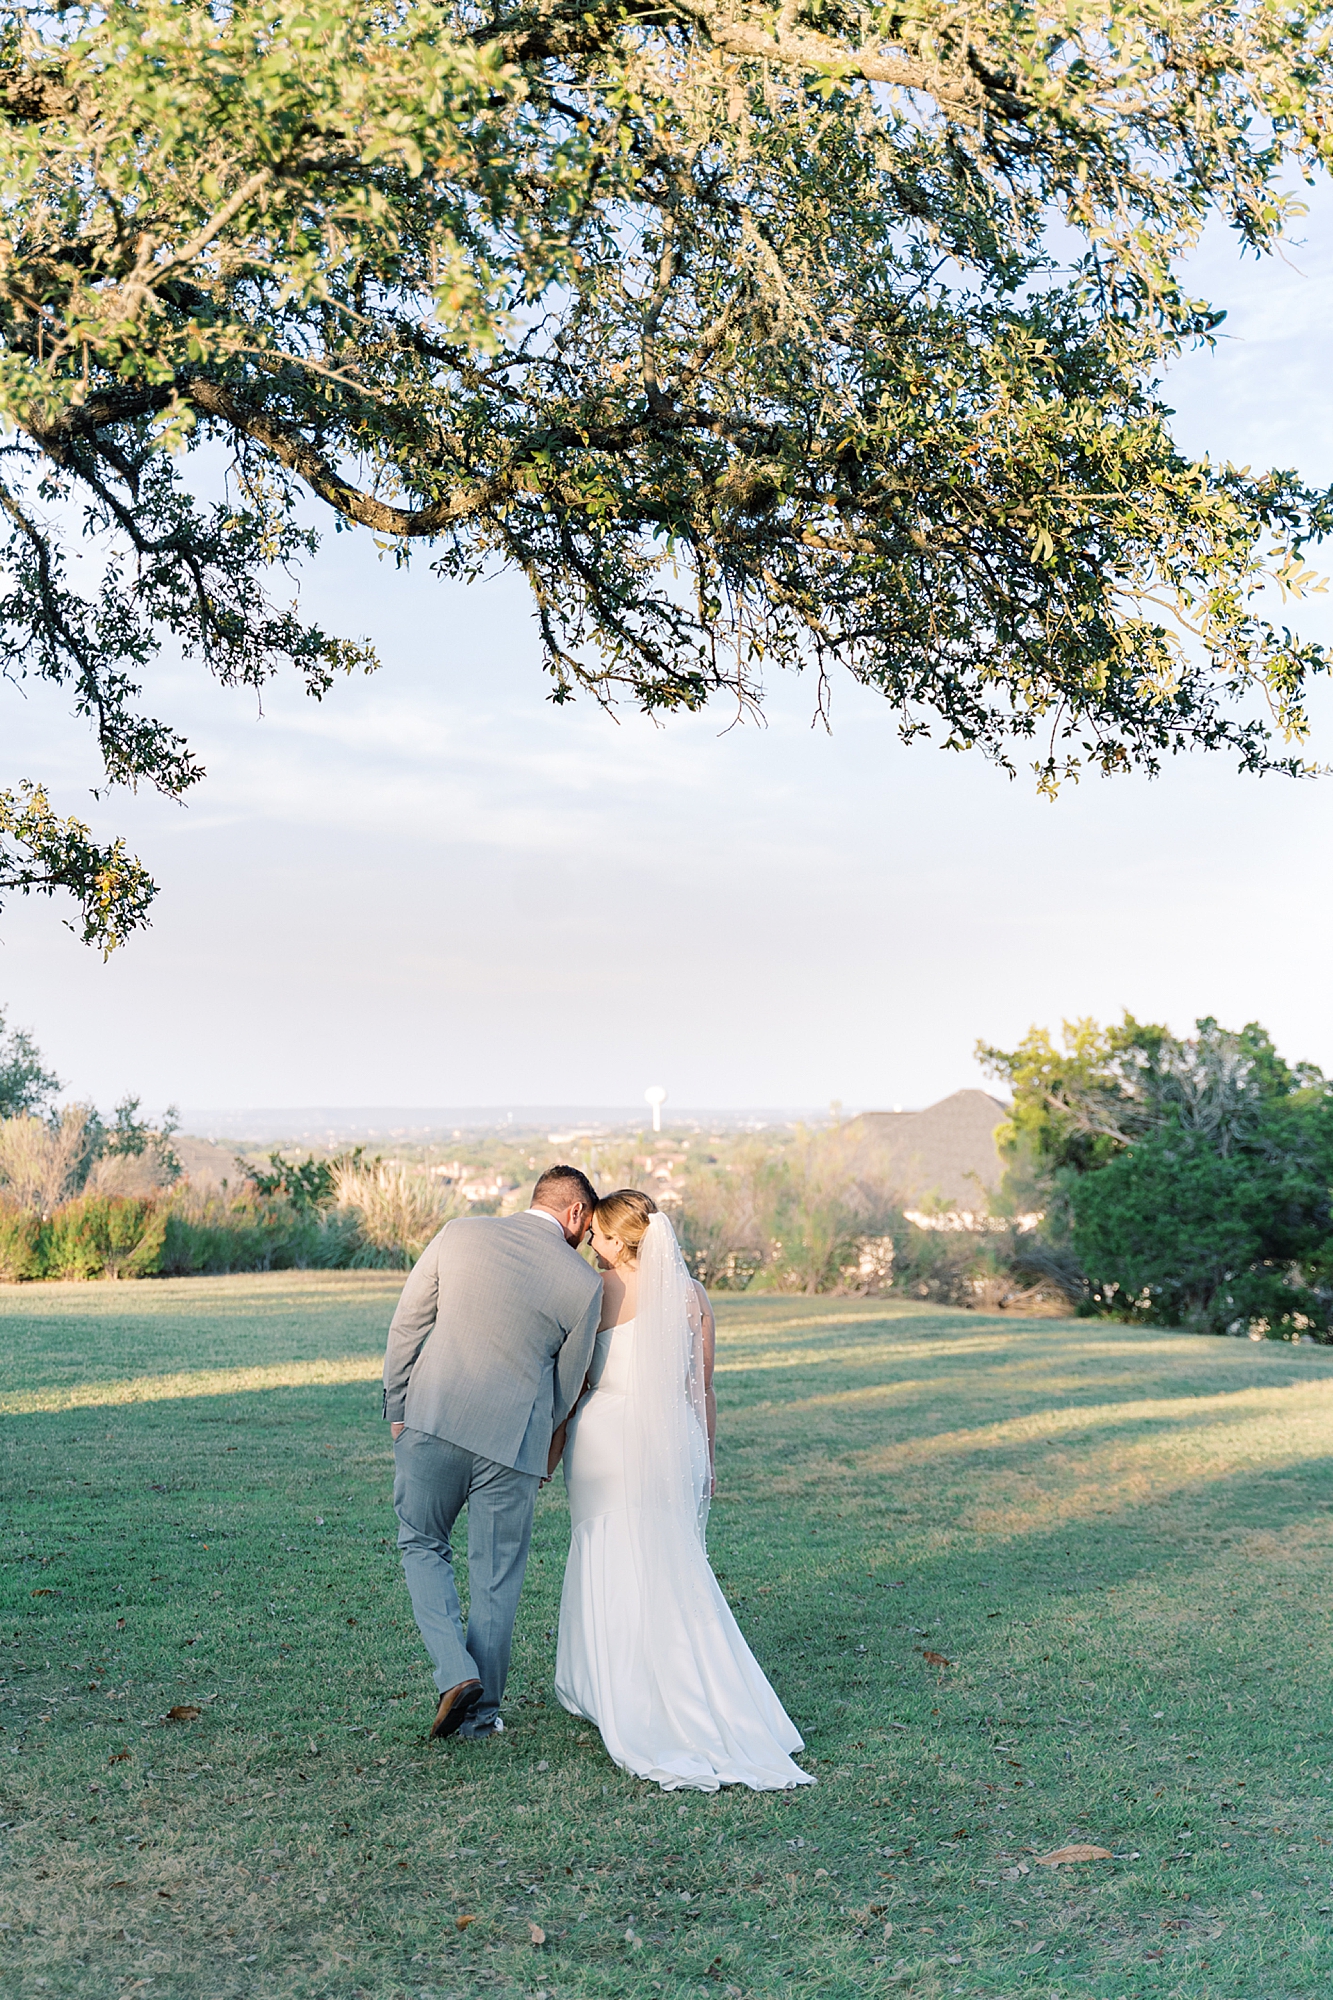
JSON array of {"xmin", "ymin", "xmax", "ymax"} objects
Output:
[{"xmin": 549, "ymin": 1189, "xmax": 814, "ymax": 1792}]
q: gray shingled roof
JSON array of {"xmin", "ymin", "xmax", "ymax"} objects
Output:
[{"xmin": 849, "ymin": 1089, "xmax": 1010, "ymax": 1209}]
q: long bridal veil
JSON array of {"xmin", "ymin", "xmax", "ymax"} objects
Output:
[
  {"xmin": 624, "ymin": 1210, "xmax": 712, "ymax": 1545},
  {"xmin": 615, "ymin": 1212, "xmax": 814, "ymax": 1790}
]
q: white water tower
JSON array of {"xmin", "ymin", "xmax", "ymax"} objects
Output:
[{"xmin": 644, "ymin": 1085, "xmax": 667, "ymax": 1134}]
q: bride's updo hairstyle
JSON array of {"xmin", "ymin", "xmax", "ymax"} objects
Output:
[{"xmin": 593, "ymin": 1188, "xmax": 658, "ymax": 1266}]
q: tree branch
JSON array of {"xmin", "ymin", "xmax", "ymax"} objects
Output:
[{"xmin": 181, "ymin": 379, "xmax": 506, "ymax": 535}]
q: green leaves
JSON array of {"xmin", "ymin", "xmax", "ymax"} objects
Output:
[
  {"xmin": 3, "ymin": 1, "xmax": 1333, "ymax": 939},
  {"xmin": 0, "ymin": 1004, "xmax": 62, "ymax": 1120},
  {"xmin": 984, "ymin": 1010, "xmax": 1333, "ymax": 1333},
  {"xmin": 1070, "ymin": 1121, "xmax": 1333, "ymax": 1334},
  {"xmin": 0, "ymin": 783, "xmax": 156, "ymax": 954}
]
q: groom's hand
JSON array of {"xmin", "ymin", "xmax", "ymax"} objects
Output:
[{"xmin": 391, "ymin": 1422, "xmax": 405, "ymax": 1440}]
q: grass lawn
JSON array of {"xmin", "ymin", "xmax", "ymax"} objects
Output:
[{"xmin": 4, "ymin": 1275, "xmax": 1333, "ymax": 2000}]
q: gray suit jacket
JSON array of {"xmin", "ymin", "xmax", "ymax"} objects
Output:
[{"xmin": 382, "ymin": 1211, "xmax": 602, "ymax": 1476}]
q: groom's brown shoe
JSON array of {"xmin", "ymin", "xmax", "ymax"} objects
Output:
[{"xmin": 430, "ymin": 1679, "xmax": 483, "ymax": 1741}]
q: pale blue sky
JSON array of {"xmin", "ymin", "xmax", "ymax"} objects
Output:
[{"xmin": 7, "ymin": 194, "xmax": 1333, "ymax": 1119}]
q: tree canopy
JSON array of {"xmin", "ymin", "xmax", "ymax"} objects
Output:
[
  {"xmin": 982, "ymin": 1013, "xmax": 1333, "ymax": 1332},
  {"xmin": 0, "ymin": 1003, "xmax": 61, "ymax": 1119},
  {"xmin": 4, "ymin": 0, "xmax": 1333, "ymax": 945}
]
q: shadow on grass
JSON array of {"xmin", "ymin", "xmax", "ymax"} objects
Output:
[{"xmin": 7, "ymin": 1302, "xmax": 1333, "ymax": 1997}]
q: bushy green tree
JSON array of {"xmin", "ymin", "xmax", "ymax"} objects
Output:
[
  {"xmin": 97, "ymin": 1094, "xmax": 183, "ymax": 1183},
  {"xmin": 981, "ymin": 1015, "xmax": 1333, "ymax": 1333},
  {"xmin": 0, "ymin": 1005, "xmax": 60, "ymax": 1119},
  {"xmin": 4, "ymin": 1, "xmax": 1333, "ymax": 944},
  {"xmin": 1070, "ymin": 1127, "xmax": 1333, "ymax": 1333},
  {"xmin": 245, "ymin": 1147, "xmax": 365, "ymax": 1213}
]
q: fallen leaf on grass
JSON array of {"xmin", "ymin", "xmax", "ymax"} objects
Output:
[
  {"xmin": 922, "ymin": 1651, "xmax": 951, "ymax": 1668},
  {"xmin": 456, "ymin": 1914, "xmax": 477, "ymax": 1930},
  {"xmin": 1034, "ymin": 1845, "xmax": 1111, "ymax": 1867},
  {"xmin": 165, "ymin": 1706, "xmax": 200, "ymax": 1723},
  {"xmin": 529, "ymin": 1922, "xmax": 546, "ymax": 1946}
]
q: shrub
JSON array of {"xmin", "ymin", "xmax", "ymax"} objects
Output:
[
  {"xmin": 0, "ymin": 1107, "xmax": 98, "ymax": 1211},
  {"xmin": 677, "ymin": 1128, "xmax": 904, "ymax": 1295},
  {"xmin": 156, "ymin": 1188, "xmax": 362, "ymax": 1276},
  {"xmin": 674, "ymin": 1149, "xmax": 765, "ymax": 1289},
  {"xmin": 0, "ymin": 1203, "xmax": 44, "ymax": 1280},
  {"xmin": 244, "ymin": 1149, "xmax": 353, "ymax": 1212},
  {"xmin": 0, "ymin": 1158, "xmax": 460, "ymax": 1282},
  {"xmin": 331, "ymin": 1161, "xmax": 459, "ymax": 1269},
  {"xmin": 1071, "ymin": 1126, "xmax": 1332, "ymax": 1334},
  {"xmin": 43, "ymin": 1195, "xmax": 166, "ymax": 1280}
]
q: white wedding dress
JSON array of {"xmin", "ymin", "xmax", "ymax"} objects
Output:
[{"xmin": 555, "ymin": 1215, "xmax": 813, "ymax": 1792}]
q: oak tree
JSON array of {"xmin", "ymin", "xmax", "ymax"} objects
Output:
[
  {"xmin": 982, "ymin": 1014, "xmax": 1333, "ymax": 1332},
  {"xmin": 4, "ymin": 0, "xmax": 1333, "ymax": 944}
]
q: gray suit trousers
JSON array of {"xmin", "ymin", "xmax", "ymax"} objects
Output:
[{"xmin": 392, "ymin": 1427, "xmax": 539, "ymax": 1733}]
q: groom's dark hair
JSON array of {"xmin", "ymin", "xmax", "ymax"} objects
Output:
[{"xmin": 532, "ymin": 1164, "xmax": 597, "ymax": 1213}]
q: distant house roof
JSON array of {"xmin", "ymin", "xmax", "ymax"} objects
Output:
[{"xmin": 848, "ymin": 1089, "xmax": 1010, "ymax": 1208}]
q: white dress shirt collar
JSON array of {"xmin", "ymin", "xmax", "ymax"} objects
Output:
[{"xmin": 525, "ymin": 1207, "xmax": 565, "ymax": 1232}]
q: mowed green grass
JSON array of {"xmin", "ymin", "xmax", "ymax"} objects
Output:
[{"xmin": 5, "ymin": 1276, "xmax": 1333, "ymax": 2000}]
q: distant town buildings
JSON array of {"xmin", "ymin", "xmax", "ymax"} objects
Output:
[{"xmin": 635, "ymin": 1155, "xmax": 685, "ymax": 1205}]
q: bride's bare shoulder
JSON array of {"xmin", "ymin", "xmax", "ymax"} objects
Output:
[{"xmin": 597, "ymin": 1265, "xmax": 628, "ymax": 1331}]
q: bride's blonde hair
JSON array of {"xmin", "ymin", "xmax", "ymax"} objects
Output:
[{"xmin": 593, "ymin": 1188, "xmax": 657, "ymax": 1266}]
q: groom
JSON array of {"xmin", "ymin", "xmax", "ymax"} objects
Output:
[{"xmin": 382, "ymin": 1165, "xmax": 602, "ymax": 1741}]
